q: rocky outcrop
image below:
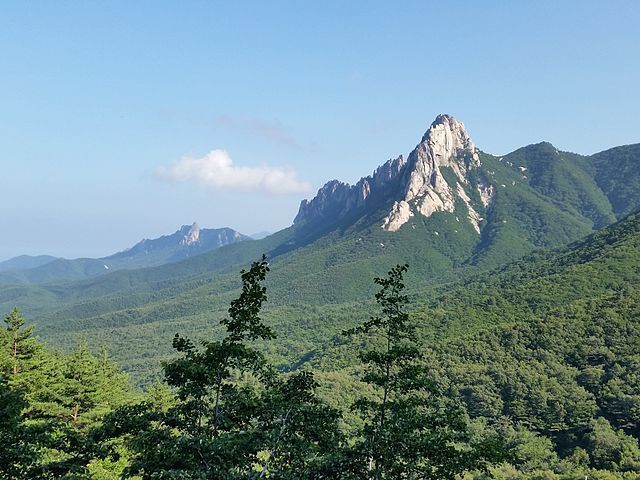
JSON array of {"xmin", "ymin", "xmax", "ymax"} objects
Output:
[
  {"xmin": 180, "ymin": 222, "xmax": 201, "ymax": 246},
  {"xmin": 294, "ymin": 155, "xmax": 405, "ymax": 225},
  {"xmin": 294, "ymin": 114, "xmax": 495, "ymax": 233},
  {"xmin": 381, "ymin": 114, "xmax": 486, "ymax": 232}
]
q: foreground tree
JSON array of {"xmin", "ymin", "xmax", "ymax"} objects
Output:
[
  {"xmin": 0, "ymin": 377, "xmax": 34, "ymax": 480},
  {"xmin": 4, "ymin": 307, "xmax": 36, "ymax": 376},
  {"xmin": 102, "ymin": 256, "xmax": 341, "ymax": 479},
  {"xmin": 330, "ymin": 264, "xmax": 500, "ymax": 479},
  {"xmin": 0, "ymin": 308, "xmax": 137, "ymax": 479}
]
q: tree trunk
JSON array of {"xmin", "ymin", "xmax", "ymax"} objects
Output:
[
  {"xmin": 71, "ymin": 403, "xmax": 79, "ymax": 425},
  {"xmin": 12, "ymin": 336, "xmax": 17, "ymax": 375}
]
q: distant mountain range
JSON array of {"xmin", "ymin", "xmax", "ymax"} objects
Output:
[
  {"xmin": 0, "ymin": 255, "xmax": 60, "ymax": 272},
  {"xmin": 0, "ymin": 223, "xmax": 249, "ymax": 285},
  {"xmin": 1, "ymin": 113, "xmax": 639, "ymax": 385}
]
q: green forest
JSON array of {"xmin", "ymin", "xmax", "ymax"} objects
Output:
[
  {"xmin": 2, "ymin": 260, "xmax": 499, "ymax": 479},
  {"xmin": 3, "ymin": 210, "xmax": 640, "ymax": 479}
]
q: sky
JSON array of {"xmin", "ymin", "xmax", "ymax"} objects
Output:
[{"xmin": 1, "ymin": 1, "xmax": 639, "ymax": 260}]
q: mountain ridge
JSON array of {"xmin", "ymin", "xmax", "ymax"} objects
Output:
[
  {"xmin": 104, "ymin": 222, "xmax": 249, "ymax": 266},
  {"xmin": 0, "ymin": 223, "xmax": 250, "ymax": 285},
  {"xmin": 0, "ymin": 255, "xmax": 59, "ymax": 272}
]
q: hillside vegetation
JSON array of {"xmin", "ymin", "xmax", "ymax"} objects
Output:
[{"xmin": 3, "ymin": 212, "xmax": 640, "ymax": 477}]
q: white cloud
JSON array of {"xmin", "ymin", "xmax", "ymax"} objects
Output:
[{"xmin": 156, "ymin": 149, "xmax": 312, "ymax": 195}]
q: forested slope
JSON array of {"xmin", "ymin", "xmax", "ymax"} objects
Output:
[
  {"xmin": 307, "ymin": 211, "xmax": 640, "ymax": 478},
  {"xmin": 3, "ymin": 211, "xmax": 640, "ymax": 478}
]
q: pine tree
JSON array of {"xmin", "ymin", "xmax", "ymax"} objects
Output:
[
  {"xmin": 339, "ymin": 264, "xmax": 499, "ymax": 479},
  {"xmin": 4, "ymin": 307, "xmax": 36, "ymax": 376},
  {"xmin": 57, "ymin": 341, "xmax": 135, "ymax": 428},
  {"xmin": 0, "ymin": 377, "xmax": 34, "ymax": 480}
]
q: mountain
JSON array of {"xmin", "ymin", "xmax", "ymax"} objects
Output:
[
  {"xmin": 0, "ymin": 255, "xmax": 58, "ymax": 272},
  {"xmin": 104, "ymin": 223, "xmax": 249, "ymax": 269},
  {"xmin": 293, "ymin": 113, "xmax": 493, "ymax": 233},
  {"xmin": 0, "ymin": 223, "xmax": 249, "ymax": 285},
  {"xmin": 0, "ymin": 257, "xmax": 115, "ymax": 285},
  {"xmin": 590, "ymin": 143, "xmax": 640, "ymax": 218},
  {"xmin": 290, "ymin": 114, "xmax": 626, "ymax": 267},
  {"xmin": 1, "ymin": 114, "xmax": 639, "ymax": 384}
]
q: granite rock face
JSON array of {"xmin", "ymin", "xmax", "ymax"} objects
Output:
[
  {"xmin": 382, "ymin": 114, "xmax": 488, "ymax": 232},
  {"xmin": 294, "ymin": 114, "xmax": 494, "ymax": 233},
  {"xmin": 294, "ymin": 155, "xmax": 406, "ymax": 225},
  {"xmin": 180, "ymin": 222, "xmax": 201, "ymax": 246}
]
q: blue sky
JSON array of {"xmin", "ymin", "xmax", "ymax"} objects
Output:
[{"xmin": 1, "ymin": 1, "xmax": 639, "ymax": 259}]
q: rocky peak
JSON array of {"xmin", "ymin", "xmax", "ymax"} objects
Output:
[
  {"xmin": 382, "ymin": 114, "xmax": 490, "ymax": 232},
  {"xmin": 421, "ymin": 114, "xmax": 479, "ymax": 159},
  {"xmin": 293, "ymin": 114, "xmax": 495, "ymax": 233},
  {"xmin": 415, "ymin": 114, "xmax": 480, "ymax": 182},
  {"xmin": 180, "ymin": 222, "xmax": 201, "ymax": 246}
]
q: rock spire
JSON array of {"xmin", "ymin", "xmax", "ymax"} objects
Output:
[{"xmin": 294, "ymin": 114, "xmax": 494, "ymax": 233}]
